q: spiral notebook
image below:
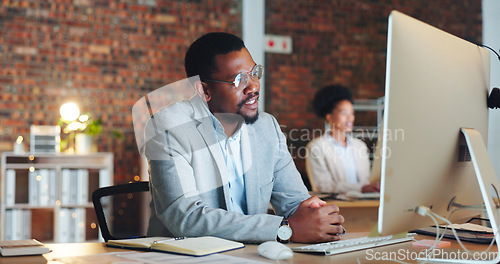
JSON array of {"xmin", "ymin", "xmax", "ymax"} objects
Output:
[{"xmin": 106, "ymin": 236, "xmax": 244, "ymax": 256}]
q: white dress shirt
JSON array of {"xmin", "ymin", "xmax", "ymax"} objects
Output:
[{"xmin": 212, "ymin": 116, "xmax": 247, "ymax": 214}]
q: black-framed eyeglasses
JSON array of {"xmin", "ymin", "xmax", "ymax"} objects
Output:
[{"xmin": 203, "ymin": 64, "xmax": 263, "ymax": 90}]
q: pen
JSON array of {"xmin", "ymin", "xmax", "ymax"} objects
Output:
[{"xmin": 153, "ymin": 237, "xmax": 186, "ymax": 244}]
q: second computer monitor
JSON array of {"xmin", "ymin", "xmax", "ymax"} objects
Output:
[{"xmin": 377, "ymin": 11, "xmax": 491, "ymax": 236}]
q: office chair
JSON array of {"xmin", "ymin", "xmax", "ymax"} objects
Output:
[{"xmin": 92, "ymin": 181, "xmax": 150, "ymax": 242}]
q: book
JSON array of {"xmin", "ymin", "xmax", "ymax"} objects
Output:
[
  {"xmin": 413, "ymin": 225, "xmax": 494, "ymax": 244},
  {"xmin": 106, "ymin": 236, "xmax": 245, "ymax": 256},
  {"xmin": 55, "ymin": 208, "xmax": 70, "ymax": 243},
  {"xmin": 68, "ymin": 209, "xmax": 76, "ymax": 243},
  {"xmin": 99, "ymin": 169, "xmax": 111, "ymax": 187},
  {"xmin": 28, "ymin": 170, "xmax": 39, "ymax": 205},
  {"xmin": 5, "ymin": 169, "xmax": 16, "ymax": 205},
  {"xmin": 38, "ymin": 169, "xmax": 50, "ymax": 205},
  {"xmin": 69, "ymin": 208, "xmax": 86, "ymax": 242},
  {"xmin": 77, "ymin": 169, "xmax": 89, "ymax": 204},
  {"xmin": 22, "ymin": 210, "xmax": 32, "ymax": 240},
  {"xmin": 70, "ymin": 170, "xmax": 78, "ymax": 204},
  {"xmin": 4, "ymin": 210, "xmax": 13, "ymax": 241},
  {"xmin": 48, "ymin": 169, "xmax": 57, "ymax": 205},
  {"xmin": 12, "ymin": 210, "xmax": 22, "ymax": 240},
  {"xmin": 5, "ymin": 209, "xmax": 31, "ymax": 240},
  {"xmin": 0, "ymin": 239, "xmax": 50, "ymax": 256},
  {"xmin": 61, "ymin": 169, "xmax": 71, "ymax": 205}
]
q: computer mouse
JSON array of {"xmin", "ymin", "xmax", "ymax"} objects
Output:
[{"xmin": 257, "ymin": 241, "xmax": 293, "ymax": 260}]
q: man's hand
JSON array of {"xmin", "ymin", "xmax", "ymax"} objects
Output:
[
  {"xmin": 307, "ymin": 196, "xmax": 327, "ymax": 209},
  {"xmin": 361, "ymin": 182, "xmax": 380, "ymax": 193},
  {"xmin": 288, "ymin": 196, "xmax": 345, "ymax": 243}
]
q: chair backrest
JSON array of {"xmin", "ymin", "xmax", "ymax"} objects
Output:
[{"xmin": 92, "ymin": 181, "xmax": 150, "ymax": 242}]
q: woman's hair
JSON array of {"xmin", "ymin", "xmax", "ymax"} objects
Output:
[{"xmin": 312, "ymin": 84, "xmax": 353, "ymax": 118}]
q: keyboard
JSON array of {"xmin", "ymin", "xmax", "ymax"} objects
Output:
[
  {"xmin": 345, "ymin": 191, "xmax": 380, "ymax": 200},
  {"xmin": 292, "ymin": 233, "xmax": 415, "ymax": 255}
]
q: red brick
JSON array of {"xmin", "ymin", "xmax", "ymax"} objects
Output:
[{"xmin": 0, "ymin": 0, "xmax": 480, "ymax": 190}]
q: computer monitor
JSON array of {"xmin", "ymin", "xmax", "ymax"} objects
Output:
[{"xmin": 377, "ymin": 10, "xmax": 496, "ymax": 240}]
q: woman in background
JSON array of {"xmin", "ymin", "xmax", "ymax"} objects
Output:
[{"xmin": 306, "ymin": 85, "xmax": 380, "ymax": 193}]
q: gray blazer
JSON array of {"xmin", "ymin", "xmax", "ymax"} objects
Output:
[{"xmin": 145, "ymin": 96, "xmax": 310, "ymax": 242}]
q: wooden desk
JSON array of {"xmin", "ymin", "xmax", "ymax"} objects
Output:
[
  {"xmin": 327, "ymin": 199, "xmax": 379, "ymax": 232},
  {"xmin": 1, "ymin": 233, "xmax": 496, "ymax": 264}
]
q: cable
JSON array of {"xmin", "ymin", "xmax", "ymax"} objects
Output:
[
  {"xmin": 454, "ymin": 210, "xmax": 498, "ymax": 253},
  {"xmin": 480, "ymin": 44, "xmax": 500, "ymax": 62},
  {"xmin": 416, "ymin": 206, "xmax": 477, "ymax": 259},
  {"xmin": 416, "ymin": 207, "xmax": 443, "ymax": 256},
  {"xmin": 379, "ymin": 206, "xmax": 439, "ymax": 264},
  {"xmin": 446, "ymin": 208, "xmax": 498, "ymax": 255},
  {"xmin": 441, "ymin": 211, "xmax": 500, "ymax": 259},
  {"xmin": 450, "ymin": 201, "xmax": 487, "ymax": 211},
  {"xmin": 428, "ymin": 210, "xmax": 473, "ymax": 255},
  {"xmin": 384, "ymin": 206, "xmax": 498, "ymax": 263},
  {"xmin": 421, "ymin": 206, "xmax": 500, "ymax": 259},
  {"xmin": 423, "ymin": 211, "xmax": 445, "ymax": 258}
]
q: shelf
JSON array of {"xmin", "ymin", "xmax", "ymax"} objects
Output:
[
  {"xmin": 4, "ymin": 164, "xmax": 112, "ymax": 169},
  {"xmin": 352, "ymin": 97, "xmax": 384, "ymax": 163},
  {"xmin": 5, "ymin": 205, "xmax": 57, "ymax": 210},
  {"xmin": 1, "ymin": 152, "xmax": 113, "ymax": 243},
  {"xmin": 59, "ymin": 203, "xmax": 94, "ymax": 208},
  {"xmin": 5, "ymin": 203, "xmax": 94, "ymax": 209}
]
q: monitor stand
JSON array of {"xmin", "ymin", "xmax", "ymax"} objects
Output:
[{"xmin": 421, "ymin": 128, "xmax": 500, "ymax": 263}]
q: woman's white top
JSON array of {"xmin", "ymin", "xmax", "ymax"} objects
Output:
[{"xmin": 306, "ymin": 133, "xmax": 370, "ymax": 193}]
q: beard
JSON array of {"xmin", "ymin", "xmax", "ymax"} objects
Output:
[
  {"xmin": 239, "ymin": 110, "xmax": 259, "ymax": 124},
  {"xmin": 237, "ymin": 92, "xmax": 259, "ymax": 124}
]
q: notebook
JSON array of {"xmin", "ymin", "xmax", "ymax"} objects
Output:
[
  {"xmin": 0, "ymin": 239, "xmax": 51, "ymax": 257},
  {"xmin": 413, "ymin": 225, "xmax": 494, "ymax": 244},
  {"xmin": 106, "ymin": 236, "xmax": 245, "ymax": 256}
]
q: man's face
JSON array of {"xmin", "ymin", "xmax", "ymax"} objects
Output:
[{"xmin": 205, "ymin": 48, "xmax": 260, "ymax": 124}]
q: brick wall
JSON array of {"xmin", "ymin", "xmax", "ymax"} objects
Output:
[
  {"xmin": 264, "ymin": 1, "xmax": 482, "ymax": 183},
  {"xmin": 0, "ymin": 0, "xmax": 242, "ymax": 238},
  {"xmin": 0, "ymin": 0, "xmax": 242, "ymax": 183},
  {"xmin": 0, "ymin": 1, "xmax": 481, "ymax": 192}
]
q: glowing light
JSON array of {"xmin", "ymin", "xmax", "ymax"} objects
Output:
[
  {"xmin": 16, "ymin": 136, "xmax": 23, "ymax": 144},
  {"xmin": 78, "ymin": 114, "xmax": 89, "ymax": 122},
  {"xmin": 60, "ymin": 102, "xmax": 80, "ymax": 121},
  {"xmin": 29, "ymin": 155, "xmax": 35, "ymax": 160},
  {"xmin": 134, "ymin": 175, "xmax": 140, "ymax": 181},
  {"xmin": 67, "ymin": 121, "xmax": 83, "ymax": 131},
  {"xmin": 29, "ymin": 166, "xmax": 35, "ymax": 172}
]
